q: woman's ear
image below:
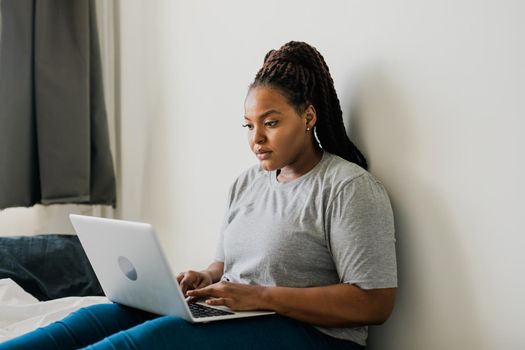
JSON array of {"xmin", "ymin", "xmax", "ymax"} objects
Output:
[{"xmin": 304, "ymin": 104, "xmax": 317, "ymax": 129}]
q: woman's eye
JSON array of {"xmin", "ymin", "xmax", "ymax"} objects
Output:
[
  {"xmin": 242, "ymin": 124, "xmax": 253, "ymax": 130},
  {"xmin": 264, "ymin": 120, "xmax": 278, "ymax": 127}
]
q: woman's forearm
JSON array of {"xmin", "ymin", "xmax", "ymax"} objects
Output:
[
  {"xmin": 260, "ymin": 284, "xmax": 396, "ymax": 327},
  {"xmin": 188, "ymin": 278, "xmax": 395, "ymax": 326},
  {"xmin": 201, "ymin": 261, "xmax": 224, "ymax": 283}
]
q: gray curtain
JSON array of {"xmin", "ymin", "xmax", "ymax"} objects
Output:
[{"xmin": 0, "ymin": 0, "xmax": 116, "ymax": 209}]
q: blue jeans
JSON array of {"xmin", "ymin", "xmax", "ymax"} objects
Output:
[{"xmin": 0, "ymin": 304, "xmax": 365, "ymax": 349}]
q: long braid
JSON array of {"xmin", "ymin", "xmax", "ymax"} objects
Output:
[{"xmin": 250, "ymin": 41, "xmax": 368, "ymax": 170}]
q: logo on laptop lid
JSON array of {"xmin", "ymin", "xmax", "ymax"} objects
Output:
[{"xmin": 118, "ymin": 256, "xmax": 138, "ymax": 281}]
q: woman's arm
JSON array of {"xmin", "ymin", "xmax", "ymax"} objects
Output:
[
  {"xmin": 187, "ymin": 281, "xmax": 396, "ymax": 327},
  {"xmin": 201, "ymin": 261, "xmax": 224, "ymax": 283},
  {"xmin": 262, "ymin": 283, "xmax": 395, "ymax": 326},
  {"xmin": 177, "ymin": 261, "xmax": 224, "ymax": 294}
]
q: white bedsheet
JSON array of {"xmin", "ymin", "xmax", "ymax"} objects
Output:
[{"xmin": 0, "ymin": 278, "xmax": 110, "ymax": 343}]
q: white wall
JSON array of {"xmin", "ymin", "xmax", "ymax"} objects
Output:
[{"xmin": 117, "ymin": 1, "xmax": 525, "ymax": 349}]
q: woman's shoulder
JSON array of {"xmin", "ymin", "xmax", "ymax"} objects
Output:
[
  {"xmin": 322, "ymin": 152, "xmax": 370, "ymax": 181},
  {"xmin": 321, "ymin": 152, "xmax": 387, "ymax": 193}
]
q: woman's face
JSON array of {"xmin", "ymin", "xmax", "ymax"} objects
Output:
[{"xmin": 243, "ymin": 86, "xmax": 316, "ymax": 173}]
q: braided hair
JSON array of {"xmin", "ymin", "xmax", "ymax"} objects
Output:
[{"xmin": 250, "ymin": 41, "xmax": 368, "ymax": 170}]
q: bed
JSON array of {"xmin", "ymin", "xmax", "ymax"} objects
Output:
[{"xmin": 0, "ymin": 234, "xmax": 110, "ymax": 342}]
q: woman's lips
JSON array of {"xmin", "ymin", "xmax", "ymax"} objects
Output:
[{"xmin": 256, "ymin": 150, "xmax": 271, "ymax": 160}]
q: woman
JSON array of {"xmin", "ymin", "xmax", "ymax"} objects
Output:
[{"xmin": 0, "ymin": 41, "xmax": 397, "ymax": 350}]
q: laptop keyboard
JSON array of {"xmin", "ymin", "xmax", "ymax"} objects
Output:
[{"xmin": 188, "ymin": 302, "xmax": 234, "ymax": 318}]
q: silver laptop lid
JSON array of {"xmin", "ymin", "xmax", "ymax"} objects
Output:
[
  {"xmin": 69, "ymin": 214, "xmax": 192, "ymax": 320},
  {"xmin": 70, "ymin": 214, "xmax": 275, "ymax": 322}
]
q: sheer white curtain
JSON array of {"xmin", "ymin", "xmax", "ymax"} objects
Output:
[{"xmin": 0, "ymin": 0, "xmax": 117, "ymax": 236}]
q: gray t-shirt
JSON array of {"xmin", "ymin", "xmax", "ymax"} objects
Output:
[{"xmin": 215, "ymin": 152, "xmax": 397, "ymax": 346}]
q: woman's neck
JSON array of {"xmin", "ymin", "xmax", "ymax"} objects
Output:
[{"xmin": 276, "ymin": 148, "xmax": 323, "ymax": 183}]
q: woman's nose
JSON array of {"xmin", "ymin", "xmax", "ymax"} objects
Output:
[{"xmin": 251, "ymin": 127, "xmax": 266, "ymax": 144}]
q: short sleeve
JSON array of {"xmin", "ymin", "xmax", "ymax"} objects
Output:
[{"xmin": 325, "ymin": 173, "xmax": 397, "ymax": 289}]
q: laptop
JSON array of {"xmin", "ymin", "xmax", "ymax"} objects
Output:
[{"xmin": 69, "ymin": 214, "xmax": 274, "ymax": 322}]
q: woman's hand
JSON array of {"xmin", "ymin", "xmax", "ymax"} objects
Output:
[
  {"xmin": 191, "ymin": 282, "xmax": 396, "ymax": 327},
  {"xmin": 177, "ymin": 261, "xmax": 225, "ymax": 296},
  {"xmin": 176, "ymin": 270, "xmax": 213, "ymax": 295},
  {"xmin": 186, "ymin": 281, "xmax": 268, "ymax": 311}
]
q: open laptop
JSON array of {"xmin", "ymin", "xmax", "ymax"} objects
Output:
[{"xmin": 69, "ymin": 214, "xmax": 274, "ymax": 322}]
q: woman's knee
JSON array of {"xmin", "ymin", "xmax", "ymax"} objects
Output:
[{"xmin": 0, "ymin": 304, "xmax": 160, "ymax": 350}]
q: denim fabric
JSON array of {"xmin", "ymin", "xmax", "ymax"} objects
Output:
[{"xmin": 0, "ymin": 304, "xmax": 365, "ymax": 350}]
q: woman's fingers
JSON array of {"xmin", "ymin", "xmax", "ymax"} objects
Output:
[
  {"xmin": 186, "ymin": 282, "xmax": 264, "ymax": 311},
  {"xmin": 187, "ymin": 281, "xmax": 227, "ymax": 298},
  {"xmin": 179, "ymin": 278, "xmax": 192, "ymax": 294},
  {"xmin": 186, "ymin": 284, "xmax": 212, "ymax": 297},
  {"xmin": 177, "ymin": 270, "xmax": 213, "ymax": 295},
  {"xmin": 178, "ymin": 271, "xmax": 201, "ymax": 294},
  {"xmin": 196, "ymin": 280, "xmax": 210, "ymax": 289},
  {"xmin": 205, "ymin": 297, "xmax": 233, "ymax": 308}
]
